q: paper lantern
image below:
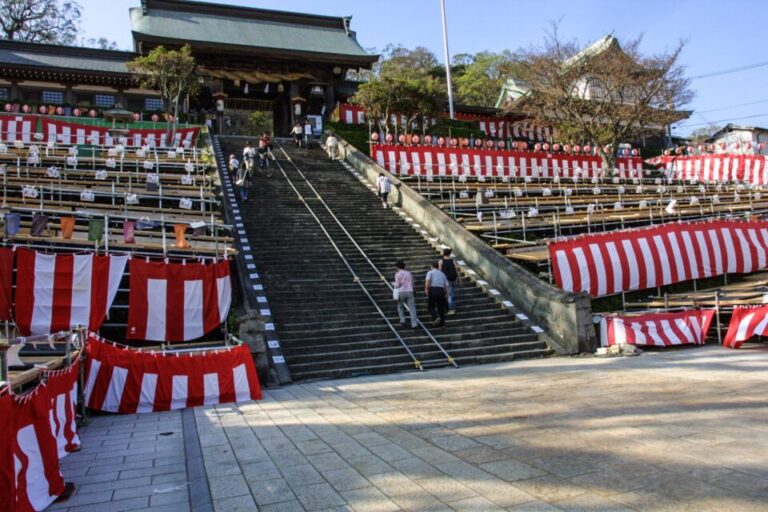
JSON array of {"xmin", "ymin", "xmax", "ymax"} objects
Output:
[
  {"xmin": 150, "ymin": 113, "xmax": 159, "ymax": 122},
  {"xmin": 38, "ymin": 105, "xmax": 47, "ymax": 114},
  {"xmin": 542, "ymin": 143, "xmax": 550, "ymax": 152},
  {"xmin": 72, "ymin": 108, "xmax": 81, "ymax": 116},
  {"xmin": 3, "ymin": 104, "xmax": 11, "ymax": 112},
  {"xmin": 411, "ymin": 134, "xmax": 420, "ymax": 144},
  {"xmin": 133, "ymin": 112, "xmax": 140, "ymax": 121},
  {"xmin": 664, "ymin": 149, "xmax": 671, "ymax": 156},
  {"xmin": 759, "ymin": 143, "xmax": 765, "ymax": 151},
  {"xmin": 746, "ymin": 142, "xmax": 752, "ymax": 150},
  {"xmin": 460, "ymin": 138, "xmax": 469, "ymax": 147},
  {"xmin": 474, "ymin": 138, "xmax": 483, "ymax": 147},
  {"xmin": 371, "ymin": 132, "xmax": 380, "ymax": 142},
  {"xmin": 424, "ymin": 135, "xmax": 432, "ymax": 144},
  {"xmin": 687, "ymin": 146, "xmax": 694, "ymax": 153},
  {"xmin": 486, "ymin": 139, "xmax": 494, "ymax": 148},
  {"xmin": 438, "ymin": 136, "xmax": 446, "ymax": 146},
  {"xmin": 385, "ymin": 133, "xmax": 393, "ymax": 143},
  {"xmin": 553, "ymin": 143, "xmax": 560, "ymax": 152},
  {"xmin": 675, "ymin": 147, "xmax": 683, "ymax": 155},
  {"xmin": 603, "ymin": 145, "xmax": 611, "ymax": 153},
  {"xmin": 22, "ymin": 104, "xmax": 30, "ymax": 113},
  {"xmin": 55, "ymin": 106, "xmax": 64, "ymax": 115},
  {"xmin": 573, "ymin": 145, "xmax": 581, "ymax": 154},
  {"xmin": 534, "ymin": 143, "xmax": 542, "ymax": 151},
  {"xmin": 583, "ymin": 145, "xmax": 591, "ymax": 154},
  {"xmin": 398, "ymin": 134, "xmax": 406, "ymax": 144},
  {"xmin": 733, "ymin": 142, "xmax": 740, "ymax": 150},
  {"xmin": 631, "ymin": 149, "xmax": 639, "ymax": 156},
  {"xmin": 88, "ymin": 109, "xmax": 97, "ymax": 118},
  {"xmin": 450, "ymin": 138, "xmax": 458, "ymax": 147},
  {"xmin": 564, "ymin": 144, "xmax": 571, "ymax": 153},
  {"xmin": 498, "ymin": 140, "xmax": 505, "ymax": 149}
]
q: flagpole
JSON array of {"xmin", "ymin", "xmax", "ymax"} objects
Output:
[{"xmin": 440, "ymin": 0, "xmax": 455, "ymax": 119}]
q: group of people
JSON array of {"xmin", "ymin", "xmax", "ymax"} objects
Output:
[
  {"xmin": 229, "ymin": 133, "xmax": 274, "ymax": 201},
  {"xmin": 290, "ymin": 119, "xmax": 315, "ymax": 149},
  {"xmin": 393, "ymin": 248, "xmax": 460, "ymax": 329}
]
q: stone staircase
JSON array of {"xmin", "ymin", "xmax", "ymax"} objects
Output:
[{"xmin": 220, "ymin": 138, "xmax": 551, "ymax": 380}]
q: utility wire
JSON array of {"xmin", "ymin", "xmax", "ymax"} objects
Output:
[
  {"xmin": 679, "ymin": 111, "xmax": 768, "ymax": 128},
  {"xmin": 695, "ymin": 98, "xmax": 768, "ymax": 114},
  {"xmin": 689, "ymin": 60, "xmax": 768, "ymax": 80}
]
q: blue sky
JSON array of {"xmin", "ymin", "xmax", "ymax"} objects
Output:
[{"xmin": 80, "ymin": 0, "xmax": 768, "ymax": 136}]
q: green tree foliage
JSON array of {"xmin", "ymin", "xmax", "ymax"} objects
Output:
[
  {"xmin": 452, "ymin": 50, "xmax": 521, "ymax": 107},
  {"xmin": 128, "ymin": 45, "xmax": 200, "ymax": 140},
  {"xmin": 248, "ymin": 111, "xmax": 273, "ymax": 136},
  {"xmin": 352, "ymin": 45, "xmax": 445, "ymax": 134},
  {"xmin": 0, "ymin": 0, "xmax": 81, "ymax": 44}
]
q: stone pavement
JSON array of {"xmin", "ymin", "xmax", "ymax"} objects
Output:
[{"xmin": 53, "ymin": 344, "xmax": 768, "ymax": 511}]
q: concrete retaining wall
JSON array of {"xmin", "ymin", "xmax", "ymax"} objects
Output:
[{"xmin": 334, "ymin": 135, "xmax": 597, "ymax": 353}]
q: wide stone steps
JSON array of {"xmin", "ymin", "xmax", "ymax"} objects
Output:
[{"xmin": 220, "ymin": 138, "xmax": 551, "ymax": 381}]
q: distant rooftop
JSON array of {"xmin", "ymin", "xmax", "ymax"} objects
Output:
[
  {"xmin": 0, "ymin": 40, "xmax": 134, "ymax": 75},
  {"xmin": 131, "ymin": 0, "xmax": 377, "ymax": 65}
]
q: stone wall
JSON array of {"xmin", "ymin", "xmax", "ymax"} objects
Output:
[{"xmin": 333, "ymin": 135, "xmax": 597, "ymax": 353}]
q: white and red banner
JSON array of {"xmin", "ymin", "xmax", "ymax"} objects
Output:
[
  {"xmin": 0, "ymin": 247, "xmax": 13, "ymax": 321},
  {"xmin": 339, "ymin": 103, "xmax": 365, "ymax": 125},
  {"xmin": 372, "ymin": 144, "xmax": 642, "ymax": 179},
  {"xmin": 0, "ymin": 115, "xmax": 36, "ymax": 144},
  {"xmin": 657, "ymin": 154, "xmax": 768, "ymax": 186},
  {"xmin": 126, "ymin": 259, "xmax": 231, "ymax": 342},
  {"xmin": 40, "ymin": 118, "xmax": 200, "ymax": 148},
  {"xmin": 550, "ymin": 220, "xmax": 768, "ymax": 297},
  {"xmin": 599, "ymin": 309, "xmax": 715, "ymax": 347},
  {"xmin": 723, "ymin": 305, "xmax": 768, "ymax": 349},
  {"xmin": 46, "ymin": 360, "xmax": 81, "ymax": 459},
  {"xmin": 84, "ymin": 334, "xmax": 261, "ymax": 413},
  {"xmin": 455, "ymin": 113, "xmax": 552, "ymax": 141},
  {"xmin": 14, "ymin": 249, "xmax": 128, "ymax": 336},
  {"xmin": 1, "ymin": 382, "xmax": 68, "ymax": 512}
]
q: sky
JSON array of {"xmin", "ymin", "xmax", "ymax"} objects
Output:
[{"xmin": 78, "ymin": 0, "xmax": 768, "ymax": 136}]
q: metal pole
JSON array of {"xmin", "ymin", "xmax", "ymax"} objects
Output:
[{"xmin": 440, "ymin": 0, "xmax": 455, "ymax": 119}]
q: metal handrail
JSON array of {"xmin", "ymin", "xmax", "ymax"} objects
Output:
[
  {"xmin": 271, "ymin": 152, "xmax": 426, "ymax": 370},
  {"xmin": 279, "ymin": 145, "xmax": 456, "ymax": 367},
  {"xmin": 276, "ymin": 144, "xmax": 457, "ymax": 368}
]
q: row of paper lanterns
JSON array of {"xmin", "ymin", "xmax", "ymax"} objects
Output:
[
  {"xmin": 372, "ymin": 132, "xmax": 638, "ymax": 156},
  {"xmin": 3, "ymin": 104, "xmax": 164, "ymax": 122},
  {"xmin": 665, "ymin": 142, "xmax": 765, "ymax": 155}
]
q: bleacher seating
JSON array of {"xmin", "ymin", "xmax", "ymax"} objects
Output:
[{"xmin": 0, "ymin": 117, "xmax": 233, "ymax": 389}]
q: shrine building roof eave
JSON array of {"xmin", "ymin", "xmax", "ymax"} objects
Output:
[
  {"xmin": 131, "ymin": 2, "xmax": 378, "ymax": 67},
  {"xmin": 132, "ymin": 33, "xmax": 378, "ymax": 68}
]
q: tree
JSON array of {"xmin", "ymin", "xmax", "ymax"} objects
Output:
[
  {"xmin": 689, "ymin": 124, "xmax": 721, "ymax": 142},
  {"xmin": 0, "ymin": 0, "xmax": 81, "ymax": 45},
  {"xmin": 510, "ymin": 27, "xmax": 693, "ymax": 170},
  {"xmin": 127, "ymin": 45, "xmax": 200, "ymax": 141},
  {"xmin": 82, "ymin": 37, "xmax": 118, "ymax": 51},
  {"xmin": 351, "ymin": 46, "xmax": 445, "ymax": 134},
  {"xmin": 453, "ymin": 50, "xmax": 522, "ymax": 107}
]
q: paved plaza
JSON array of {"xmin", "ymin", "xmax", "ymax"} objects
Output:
[{"xmin": 52, "ymin": 345, "xmax": 768, "ymax": 511}]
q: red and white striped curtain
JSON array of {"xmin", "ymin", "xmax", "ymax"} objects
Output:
[
  {"xmin": 723, "ymin": 305, "xmax": 768, "ymax": 349},
  {"xmin": 1, "ymin": 360, "xmax": 80, "ymax": 512},
  {"xmin": 84, "ymin": 334, "xmax": 262, "ymax": 413},
  {"xmin": 550, "ymin": 219, "xmax": 768, "ymax": 298},
  {"xmin": 338, "ymin": 104, "xmax": 366, "ymax": 125},
  {"xmin": 454, "ymin": 114, "xmax": 552, "ymax": 141},
  {"xmin": 659, "ymin": 154, "xmax": 768, "ymax": 186},
  {"xmin": 0, "ymin": 115, "xmax": 36, "ymax": 143},
  {"xmin": 372, "ymin": 144, "xmax": 642, "ymax": 179},
  {"xmin": 599, "ymin": 310, "xmax": 715, "ymax": 347},
  {"xmin": 41, "ymin": 118, "xmax": 200, "ymax": 148},
  {"xmin": 14, "ymin": 249, "xmax": 128, "ymax": 337}
]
